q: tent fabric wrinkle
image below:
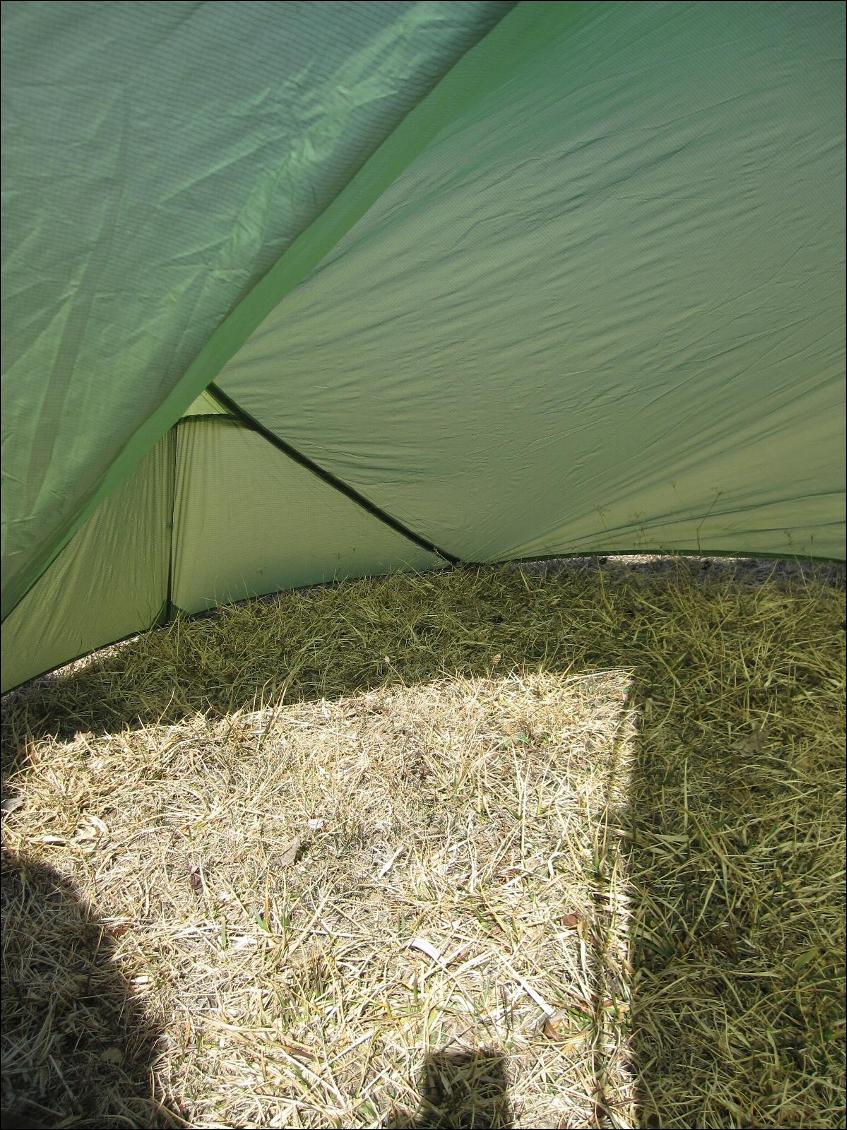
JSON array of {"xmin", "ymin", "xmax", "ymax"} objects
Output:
[
  {"xmin": 1, "ymin": 0, "xmax": 844, "ymax": 692},
  {"xmin": 0, "ymin": 0, "xmax": 515, "ymax": 618}
]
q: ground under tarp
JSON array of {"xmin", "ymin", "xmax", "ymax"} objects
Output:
[{"xmin": 1, "ymin": 559, "xmax": 845, "ymax": 1129}]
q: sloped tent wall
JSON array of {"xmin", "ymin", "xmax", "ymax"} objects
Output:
[
  {"xmin": 0, "ymin": 0, "xmax": 514, "ymax": 623},
  {"xmin": 1, "ymin": 440, "xmax": 172, "ymax": 691},
  {"xmin": 2, "ymin": 2, "xmax": 845, "ymax": 693},
  {"xmin": 2, "ymin": 400, "xmax": 440, "ymax": 691},
  {"xmin": 171, "ymin": 418, "xmax": 439, "ymax": 616},
  {"xmin": 214, "ymin": 1, "xmax": 846, "ymax": 564}
]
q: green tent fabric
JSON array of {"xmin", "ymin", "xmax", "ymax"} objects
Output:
[{"xmin": 1, "ymin": 1, "xmax": 844, "ymax": 692}]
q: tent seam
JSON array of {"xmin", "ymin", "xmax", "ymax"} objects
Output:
[
  {"xmin": 1, "ymin": 1, "xmax": 528, "ymax": 620},
  {"xmin": 207, "ymin": 383, "xmax": 463, "ymax": 567}
]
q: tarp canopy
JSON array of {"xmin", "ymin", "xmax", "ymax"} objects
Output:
[{"xmin": 2, "ymin": 1, "xmax": 845, "ymax": 692}]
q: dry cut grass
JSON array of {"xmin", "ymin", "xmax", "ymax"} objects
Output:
[{"xmin": 1, "ymin": 560, "xmax": 845, "ymax": 1129}]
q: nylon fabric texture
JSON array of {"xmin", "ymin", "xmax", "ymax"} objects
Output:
[
  {"xmin": 0, "ymin": 417, "xmax": 440, "ymax": 692},
  {"xmin": 1, "ymin": 0, "xmax": 513, "ymax": 618},
  {"xmin": 215, "ymin": 1, "xmax": 846, "ymax": 563},
  {"xmin": 1, "ymin": 1, "xmax": 844, "ymax": 692},
  {"xmin": 1, "ymin": 439, "xmax": 172, "ymax": 692},
  {"xmin": 171, "ymin": 419, "xmax": 439, "ymax": 616}
]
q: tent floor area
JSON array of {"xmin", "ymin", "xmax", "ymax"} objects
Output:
[{"xmin": 1, "ymin": 558, "xmax": 844, "ymax": 1130}]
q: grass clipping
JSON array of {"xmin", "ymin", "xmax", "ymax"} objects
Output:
[{"xmin": 1, "ymin": 561, "xmax": 845, "ymax": 1129}]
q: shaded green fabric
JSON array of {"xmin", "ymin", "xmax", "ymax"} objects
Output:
[
  {"xmin": 1, "ymin": 1, "xmax": 844, "ymax": 692},
  {"xmin": 172, "ymin": 420, "xmax": 438, "ymax": 615},
  {"xmin": 217, "ymin": 1, "xmax": 845, "ymax": 562},
  {"xmin": 1, "ymin": 440, "xmax": 171, "ymax": 693},
  {"xmin": 1, "ymin": 417, "xmax": 440, "ymax": 689},
  {"xmin": 182, "ymin": 389, "xmax": 231, "ymax": 418},
  {"xmin": 1, "ymin": 0, "xmax": 513, "ymax": 617}
]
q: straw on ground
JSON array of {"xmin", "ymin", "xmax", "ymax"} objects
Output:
[{"xmin": 1, "ymin": 559, "xmax": 844, "ymax": 1128}]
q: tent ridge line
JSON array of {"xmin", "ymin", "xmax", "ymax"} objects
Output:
[
  {"xmin": 206, "ymin": 383, "xmax": 463, "ymax": 567},
  {"xmin": 1, "ymin": 1, "xmax": 536, "ymax": 620}
]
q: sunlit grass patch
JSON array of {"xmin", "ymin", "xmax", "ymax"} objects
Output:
[{"xmin": 2, "ymin": 559, "xmax": 844, "ymax": 1128}]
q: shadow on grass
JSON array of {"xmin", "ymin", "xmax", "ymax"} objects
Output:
[
  {"xmin": 0, "ymin": 560, "xmax": 835, "ymax": 754},
  {"xmin": 384, "ymin": 1048, "xmax": 512, "ymax": 1129},
  {"xmin": 1, "ymin": 562, "xmax": 843, "ymax": 1128},
  {"xmin": 0, "ymin": 851, "xmax": 179, "ymax": 1129}
]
